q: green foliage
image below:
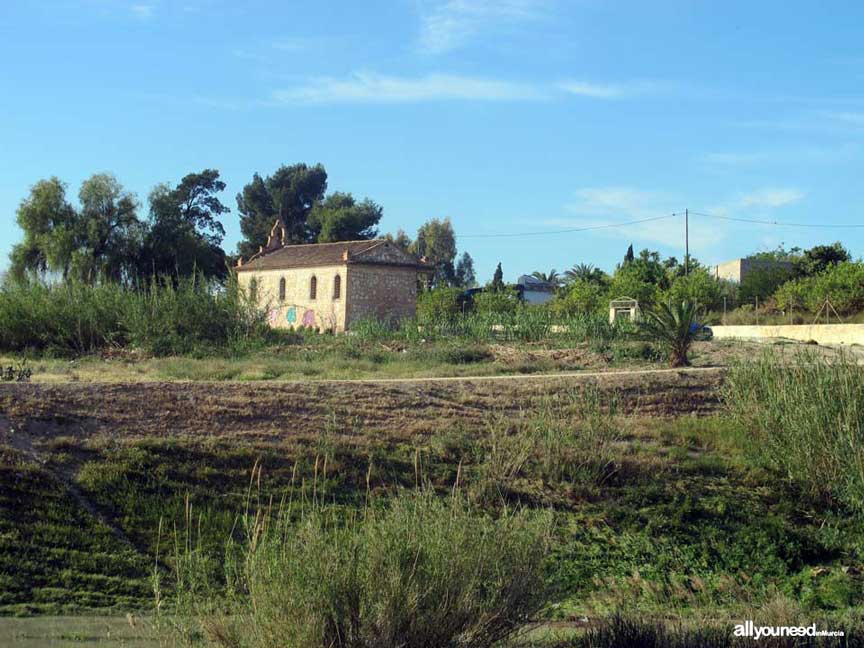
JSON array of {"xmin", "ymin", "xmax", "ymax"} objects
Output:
[
  {"xmin": 638, "ymin": 300, "xmax": 701, "ymax": 367},
  {"xmin": 531, "ymin": 269, "xmax": 561, "ymax": 285},
  {"xmin": 416, "ymin": 286, "xmax": 465, "ymax": 321},
  {"xmin": 795, "ymin": 242, "xmax": 851, "ymax": 278},
  {"xmin": 0, "ymin": 276, "xmax": 274, "ymax": 356},
  {"xmin": 472, "ymin": 287, "xmax": 521, "ymax": 315},
  {"xmin": 774, "ymin": 261, "xmax": 864, "ymax": 314},
  {"xmin": 455, "ymin": 252, "xmax": 476, "ymax": 287},
  {"xmin": 235, "ymin": 163, "xmax": 328, "ymax": 256},
  {"xmin": 307, "ymin": 191, "xmax": 382, "ymax": 243},
  {"xmin": 490, "ymin": 262, "xmax": 505, "ymax": 292},
  {"xmin": 140, "ymin": 169, "xmax": 229, "ymax": 281},
  {"xmin": 565, "ymin": 263, "xmax": 607, "ymax": 285},
  {"xmin": 10, "ymin": 174, "xmax": 142, "ymax": 284},
  {"xmin": 553, "ymin": 279, "xmax": 608, "ymax": 315},
  {"xmin": 412, "ymin": 218, "xmax": 458, "ymax": 287},
  {"xmin": 724, "ymin": 351, "xmax": 864, "ymax": 515},
  {"xmin": 610, "ymin": 250, "xmax": 667, "ymax": 307},
  {"xmin": 166, "ymin": 490, "xmax": 553, "ymax": 648},
  {"xmin": 434, "ymin": 344, "xmax": 494, "ymax": 364},
  {"xmin": 738, "ymin": 264, "xmax": 794, "ymax": 303},
  {"xmin": 663, "ymin": 268, "xmax": 723, "ymax": 311}
]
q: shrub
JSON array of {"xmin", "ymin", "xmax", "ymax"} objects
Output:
[
  {"xmin": 473, "ymin": 288, "xmax": 521, "ymax": 315},
  {"xmin": 416, "ymin": 287, "xmax": 464, "ymax": 322},
  {"xmin": 435, "ymin": 344, "xmax": 494, "ymax": 364},
  {"xmin": 552, "ymin": 279, "xmax": 607, "ymax": 316},
  {"xmin": 637, "ymin": 300, "xmax": 702, "ymax": 367},
  {"xmin": 0, "ymin": 275, "xmax": 273, "ymax": 356},
  {"xmin": 738, "ymin": 264, "xmax": 794, "ymax": 304},
  {"xmin": 723, "ymin": 351, "xmax": 864, "ymax": 515},
  {"xmin": 165, "ymin": 490, "xmax": 553, "ymax": 648},
  {"xmin": 663, "ymin": 268, "xmax": 724, "ymax": 311},
  {"xmin": 471, "ymin": 388, "xmax": 620, "ymax": 501},
  {"xmin": 773, "ymin": 262, "xmax": 864, "ymax": 315}
]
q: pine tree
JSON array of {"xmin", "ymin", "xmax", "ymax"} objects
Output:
[{"xmin": 491, "ymin": 262, "xmax": 505, "ymax": 291}]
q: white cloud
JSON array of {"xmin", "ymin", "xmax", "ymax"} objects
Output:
[
  {"xmin": 130, "ymin": 3, "xmax": 154, "ymax": 18},
  {"xmin": 548, "ymin": 186, "xmax": 703, "ymax": 249},
  {"xmin": 557, "ymin": 79, "xmax": 668, "ymax": 99},
  {"xmin": 738, "ymin": 188, "xmax": 805, "ymax": 208},
  {"xmin": 272, "ymin": 72, "xmax": 543, "ymax": 104},
  {"xmin": 418, "ymin": 0, "xmax": 549, "ymax": 54}
]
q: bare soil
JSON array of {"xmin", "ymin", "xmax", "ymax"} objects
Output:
[{"xmin": 0, "ymin": 367, "xmax": 725, "ymax": 446}]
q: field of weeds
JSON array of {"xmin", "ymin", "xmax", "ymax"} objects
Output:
[{"xmin": 1, "ymin": 351, "xmax": 863, "ymax": 647}]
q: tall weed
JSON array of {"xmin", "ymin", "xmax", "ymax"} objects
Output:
[
  {"xmin": 723, "ymin": 350, "xmax": 864, "ymax": 514},
  {"xmin": 163, "ymin": 487, "xmax": 554, "ymax": 648}
]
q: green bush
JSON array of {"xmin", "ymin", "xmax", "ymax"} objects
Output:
[
  {"xmin": 0, "ymin": 276, "xmax": 274, "ymax": 356},
  {"xmin": 472, "ymin": 389, "xmax": 620, "ymax": 502},
  {"xmin": 434, "ymin": 344, "xmax": 494, "ymax": 364},
  {"xmin": 472, "ymin": 288, "xmax": 521, "ymax": 315},
  {"xmin": 739, "ymin": 264, "xmax": 794, "ymax": 304},
  {"xmin": 663, "ymin": 268, "xmax": 724, "ymax": 311},
  {"xmin": 416, "ymin": 286, "xmax": 464, "ymax": 322},
  {"xmin": 165, "ymin": 490, "xmax": 553, "ymax": 648},
  {"xmin": 553, "ymin": 279, "xmax": 607, "ymax": 315},
  {"xmin": 775, "ymin": 261, "xmax": 864, "ymax": 315},
  {"xmin": 723, "ymin": 351, "xmax": 864, "ymax": 515}
]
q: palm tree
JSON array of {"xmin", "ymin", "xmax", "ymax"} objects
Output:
[
  {"xmin": 565, "ymin": 263, "xmax": 607, "ymax": 285},
  {"xmin": 531, "ymin": 269, "xmax": 560, "ymax": 285},
  {"xmin": 638, "ymin": 300, "xmax": 702, "ymax": 367}
]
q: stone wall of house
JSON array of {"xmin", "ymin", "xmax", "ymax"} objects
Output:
[
  {"xmin": 346, "ymin": 264, "xmax": 418, "ymax": 327},
  {"xmin": 237, "ymin": 265, "xmax": 348, "ymax": 331}
]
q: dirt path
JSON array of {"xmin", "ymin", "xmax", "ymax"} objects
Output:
[{"xmin": 0, "ymin": 367, "xmax": 725, "ymax": 443}]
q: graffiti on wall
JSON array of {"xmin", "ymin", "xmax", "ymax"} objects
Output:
[
  {"xmin": 286, "ymin": 306, "xmax": 296, "ymax": 324},
  {"xmin": 267, "ymin": 308, "xmax": 280, "ymax": 325},
  {"xmin": 302, "ymin": 309, "xmax": 316, "ymax": 327}
]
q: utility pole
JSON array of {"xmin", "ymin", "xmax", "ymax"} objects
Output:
[{"xmin": 684, "ymin": 208, "xmax": 689, "ymax": 275}]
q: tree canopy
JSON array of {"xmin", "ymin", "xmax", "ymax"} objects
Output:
[
  {"xmin": 235, "ymin": 163, "xmax": 383, "ymax": 255},
  {"xmin": 10, "ymin": 174, "xmax": 142, "ymax": 284},
  {"xmin": 139, "ymin": 169, "xmax": 230, "ymax": 281}
]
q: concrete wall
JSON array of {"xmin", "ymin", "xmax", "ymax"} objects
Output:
[
  {"xmin": 237, "ymin": 265, "xmax": 347, "ymax": 331},
  {"xmin": 712, "ymin": 323, "xmax": 864, "ymax": 345},
  {"xmin": 346, "ymin": 264, "xmax": 417, "ymax": 327}
]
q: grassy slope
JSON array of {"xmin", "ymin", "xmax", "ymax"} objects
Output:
[
  {"xmin": 0, "ymin": 338, "xmax": 807, "ymax": 383},
  {"xmin": 1, "ymin": 413, "xmax": 862, "ymax": 620}
]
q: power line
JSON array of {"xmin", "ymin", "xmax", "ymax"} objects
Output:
[
  {"xmin": 691, "ymin": 211, "xmax": 864, "ymax": 229},
  {"xmin": 457, "ymin": 213, "xmax": 680, "ymax": 239}
]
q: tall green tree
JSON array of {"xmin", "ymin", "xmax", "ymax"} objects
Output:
[
  {"xmin": 490, "ymin": 262, "xmax": 505, "ymax": 291},
  {"xmin": 411, "ymin": 218, "xmax": 457, "ymax": 287},
  {"xmin": 139, "ymin": 170, "xmax": 229, "ymax": 280},
  {"xmin": 565, "ymin": 263, "xmax": 606, "ymax": 285},
  {"xmin": 9, "ymin": 177, "xmax": 77, "ymax": 281},
  {"xmin": 531, "ymin": 269, "xmax": 560, "ymax": 285},
  {"xmin": 74, "ymin": 174, "xmax": 142, "ymax": 283},
  {"xmin": 386, "ymin": 229, "xmax": 413, "ymax": 253},
  {"xmin": 236, "ymin": 163, "xmax": 328, "ymax": 256},
  {"xmin": 796, "ymin": 242, "xmax": 850, "ymax": 278},
  {"xmin": 308, "ymin": 192, "xmax": 382, "ymax": 243},
  {"xmin": 9, "ymin": 174, "xmax": 141, "ymax": 283},
  {"xmin": 455, "ymin": 252, "xmax": 476, "ymax": 287}
]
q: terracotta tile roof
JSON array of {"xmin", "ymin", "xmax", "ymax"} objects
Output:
[{"xmin": 236, "ymin": 239, "xmax": 422, "ymax": 271}]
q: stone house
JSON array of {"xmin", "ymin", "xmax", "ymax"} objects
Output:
[
  {"xmin": 235, "ymin": 220, "xmax": 427, "ymax": 332},
  {"xmin": 712, "ymin": 257, "xmax": 794, "ymax": 283}
]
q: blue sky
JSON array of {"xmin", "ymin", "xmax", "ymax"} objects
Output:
[{"xmin": 1, "ymin": 1, "xmax": 863, "ymax": 282}]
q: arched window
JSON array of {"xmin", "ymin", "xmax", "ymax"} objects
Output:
[
  {"xmin": 333, "ymin": 274, "xmax": 341, "ymax": 300},
  {"xmin": 249, "ymin": 278, "xmax": 258, "ymax": 303},
  {"xmin": 278, "ymin": 277, "xmax": 286, "ymax": 302},
  {"xmin": 309, "ymin": 275, "xmax": 317, "ymax": 300}
]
